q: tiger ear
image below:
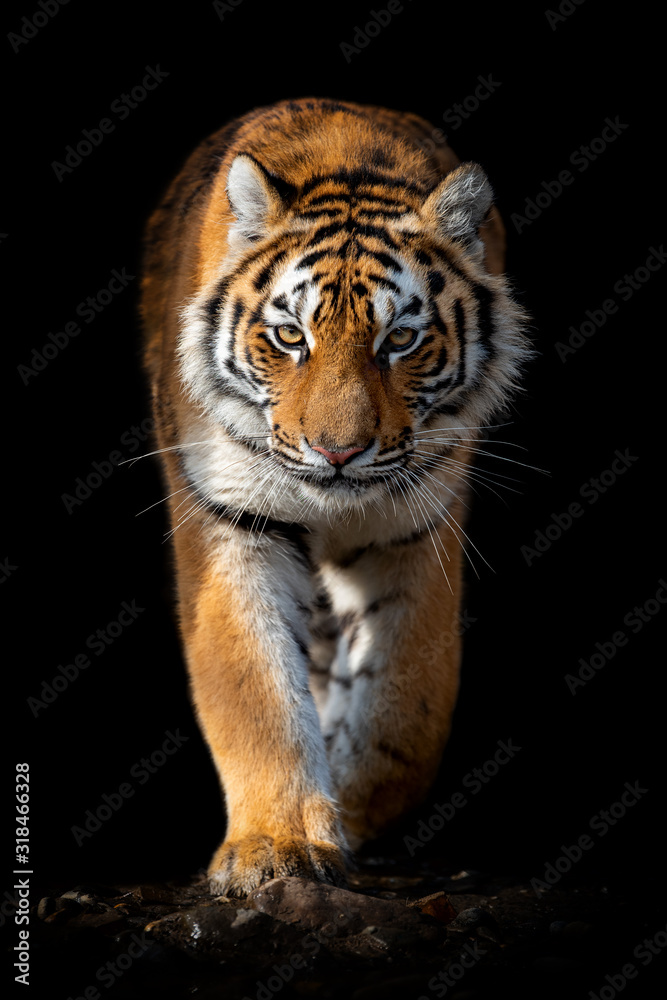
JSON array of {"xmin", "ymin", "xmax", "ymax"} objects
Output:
[
  {"xmin": 422, "ymin": 163, "xmax": 494, "ymax": 243},
  {"xmin": 226, "ymin": 154, "xmax": 288, "ymax": 243}
]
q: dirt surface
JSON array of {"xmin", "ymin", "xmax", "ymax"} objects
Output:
[{"xmin": 24, "ymin": 858, "xmax": 666, "ymax": 998}]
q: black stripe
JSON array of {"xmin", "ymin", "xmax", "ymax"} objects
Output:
[
  {"xmin": 299, "ymin": 169, "xmax": 427, "ymax": 199},
  {"xmin": 474, "ymin": 282, "xmax": 496, "ymax": 360},
  {"xmin": 427, "ymin": 269, "xmax": 445, "ymax": 296},
  {"xmin": 352, "ymin": 223, "xmax": 399, "ymax": 249},
  {"xmin": 286, "ymin": 625, "xmax": 310, "ymax": 659},
  {"xmin": 451, "ymin": 299, "xmax": 467, "ymax": 390},
  {"xmin": 297, "ymin": 249, "xmax": 331, "ymax": 270},
  {"xmin": 377, "ymin": 741, "xmax": 412, "ymax": 766},
  {"xmin": 302, "ymin": 192, "xmax": 349, "ymax": 208},
  {"xmin": 306, "ymin": 220, "xmax": 352, "ymax": 247},
  {"xmin": 401, "ymin": 294, "xmax": 422, "ymax": 318},
  {"xmin": 422, "ymin": 337, "xmax": 449, "ymax": 379},
  {"xmin": 358, "ymin": 248, "xmax": 402, "ymax": 272},
  {"xmin": 193, "ymin": 496, "xmax": 314, "ymax": 559},
  {"xmin": 253, "ymin": 249, "xmax": 288, "ymax": 291},
  {"xmin": 366, "ymin": 273, "xmax": 400, "ymax": 294}
]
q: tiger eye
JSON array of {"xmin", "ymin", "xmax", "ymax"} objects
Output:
[
  {"xmin": 276, "ymin": 325, "xmax": 305, "ymax": 346},
  {"xmin": 387, "ymin": 327, "xmax": 416, "ymax": 348}
]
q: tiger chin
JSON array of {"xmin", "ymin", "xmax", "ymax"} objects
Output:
[{"xmin": 140, "ymin": 97, "xmax": 531, "ymax": 897}]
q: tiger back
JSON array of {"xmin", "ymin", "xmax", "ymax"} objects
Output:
[{"xmin": 140, "ymin": 97, "xmax": 530, "ymax": 896}]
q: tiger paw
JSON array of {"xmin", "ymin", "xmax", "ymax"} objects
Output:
[{"xmin": 208, "ymin": 834, "xmax": 348, "ymax": 897}]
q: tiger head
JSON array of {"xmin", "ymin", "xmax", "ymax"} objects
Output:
[{"xmin": 179, "ymin": 148, "xmax": 530, "ymax": 515}]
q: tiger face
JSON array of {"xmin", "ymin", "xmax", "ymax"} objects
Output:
[{"xmin": 179, "ymin": 153, "xmax": 528, "ymax": 516}]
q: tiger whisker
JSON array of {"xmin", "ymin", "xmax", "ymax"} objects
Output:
[
  {"xmin": 403, "ymin": 466, "xmax": 493, "ymax": 576},
  {"xmin": 415, "ymin": 422, "xmax": 515, "ymax": 434},
  {"xmin": 120, "ymin": 440, "xmax": 221, "ymax": 467},
  {"xmin": 413, "ymin": 450, "xmax": 523, "ymax": 489},
  {"xmin": 395, "ymin": 469, "xmax": 453, "ymax": 594},
  {"xmin": 168, "ymin": 452, "xmax": 273, "ymax": 539}
]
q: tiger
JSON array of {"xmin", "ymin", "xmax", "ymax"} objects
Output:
[{"xmin": 140, "ymin": 97, "xmax": 531, "ymax": 897}]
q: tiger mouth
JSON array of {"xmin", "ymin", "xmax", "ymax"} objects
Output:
[{"xmin": 271, "ymin": 452, "xmax": 411, "ymax": 491}]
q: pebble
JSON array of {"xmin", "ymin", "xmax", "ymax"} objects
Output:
[
  {"xmin": 37, "ymin": 897, "xmax": 56, "ymax": 920},
  {"xmin": 246, "ymin": 876, "xmax": 444, "ymax": 947},
  {"xmin": 449, "ymin": 906, "xmax": 487, "ymax": 929},
  {"xmin": 409, "ymin": 891, "xmax": 457, "ymax": 924},
  {"xmin": 230, "ymin": 908, "xmax": 261, "ymax": 928},
  {"xmin": 559, "ymin": 920, "xmax": 594, "ymax": 943},
  {"xmin": 44, "ymin": 899, "xmax": 83, "ymax": 923}
]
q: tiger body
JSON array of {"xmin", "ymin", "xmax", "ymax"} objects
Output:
[{"xmin": 140, "ymin": 97, "xmax": 529, "ymax": 896}]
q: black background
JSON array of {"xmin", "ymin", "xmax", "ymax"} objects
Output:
[{"xmin": 4, "ymin": 0, "xmax": 664, "ymax": 933}]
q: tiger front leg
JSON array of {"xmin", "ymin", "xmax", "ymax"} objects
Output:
[
  {"xmin": 319, "ymin": 519, "xmax": 464, "ymax": 846},
  {"xmin": 175, "ymin": 524, "xmax": 348, "ymax": 897}
]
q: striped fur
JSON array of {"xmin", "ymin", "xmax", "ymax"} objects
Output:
[{"xmin": 140, "ymin": 98, "xmax": 531, "ymax": 896}]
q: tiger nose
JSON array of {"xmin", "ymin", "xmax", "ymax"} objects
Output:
[{"xmin": 311, "ymin": 444, "xmax": 366, "ymax": 466}]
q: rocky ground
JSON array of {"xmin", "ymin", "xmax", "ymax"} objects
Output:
[{"xmin": 24, "ymin": 857, "xmax": 666, "ymax": 999}]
